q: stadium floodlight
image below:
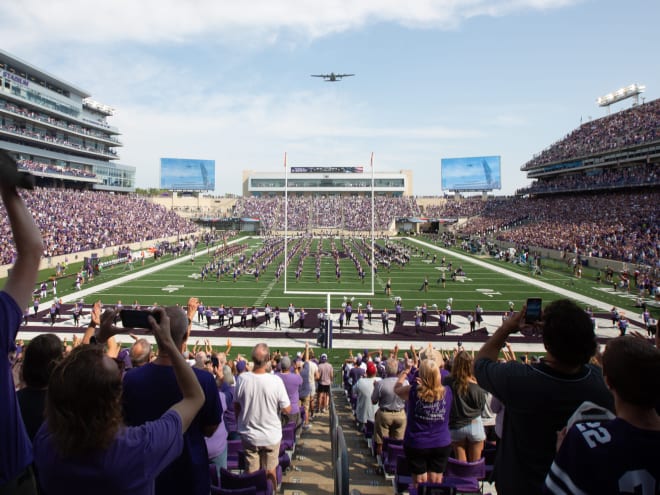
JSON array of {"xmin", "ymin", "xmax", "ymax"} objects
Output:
[
  {"xmin": 597, "ymin": 83, "xmax": 645, "ymax": 107},
  {"xmin": 283, "ymin": 153, "xmax": 376, "ymax": 348}
]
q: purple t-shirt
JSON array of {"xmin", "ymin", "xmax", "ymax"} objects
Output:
[
  {"xmin": 34, "ymin": 410, "xmax": 183, "ymax": 495},
  {"xmin": 276, "ymin": 371, "xmax": 303, "ymax": 415},
  {"xmin": 1, "ymin": 291, "xmax": 32, "ymax": 484},
  {"xmin": 122, "ymin": 363, "xmax": 222, "ymax": 495},
  {"xmin": 403, "ymin": 381, "xmax": 453, "ymax": 449}
]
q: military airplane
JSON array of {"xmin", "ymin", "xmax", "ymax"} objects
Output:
[{"xmin": 311, "ymin": 73, "xmax": 355, "ymax": 82}]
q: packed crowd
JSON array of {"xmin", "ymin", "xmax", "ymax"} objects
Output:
[
  {"xmin": 523, "ymin": 97, "xmax": 659, "ymax": 168},
  {"xmin": 0, "ymin": 187, "xmax": 198, "ymax": 265},
  {"xmin": 517, "ymin": 163, "xmax": 659, "ymax": 195},
  {"xmin": 452, "ymin": 191, "xmax": 659, "ymax": 267},
  {"xmin": 233, "ymin": 196, "xmax": 420, "ymax": 231}
]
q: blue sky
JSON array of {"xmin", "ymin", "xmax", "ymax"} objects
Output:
[{"xmin": 1, "ymin": 0, "xmax": 658, "ymax": 196}]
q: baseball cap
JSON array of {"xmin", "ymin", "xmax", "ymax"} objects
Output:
[
  {"xmin": 320, "ymin": 353, "xmax": 328, "ymax": 362},
  {"xmin": 366, "ymin": 361, "xmax": 377, "ymax": 377},
  {"xmin": 236, "ymin": 360, "xmax": 247, "ymax": 372}
]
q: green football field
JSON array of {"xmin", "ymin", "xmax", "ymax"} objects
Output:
[{"xmin": 44, "ymin": 235, "xmax": 653, "ymax": 319}]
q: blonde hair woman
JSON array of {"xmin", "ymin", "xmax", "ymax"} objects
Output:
[{"xmin": 394, "ymin": 358, "xmax": 453, "ymax": 488}]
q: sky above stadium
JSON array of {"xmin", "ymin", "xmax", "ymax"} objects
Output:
[{"xmin": 1, "ymin": 0, "xmax": 658, "ymax": 196}]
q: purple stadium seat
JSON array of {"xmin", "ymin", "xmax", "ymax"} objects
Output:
[
  {"xmin": 441, "ymin": 457, "xmax": 486, "ymax": 494},
  {"xmin": 219, "ymin": 468, "xmax": 273, "ymax": 495}
]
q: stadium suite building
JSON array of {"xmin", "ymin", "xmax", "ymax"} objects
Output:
[
  {"xmin": 0, "ymin": 49, "xmax": 135, "ymax": 191},
  {"xmin": 242, "ymin": 167, "xmax": 414, "ymax": 197}
]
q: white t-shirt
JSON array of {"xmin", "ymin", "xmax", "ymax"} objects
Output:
[{"xmin": 235, "ymin": 371, "xmax": 290, "ymax": 446}]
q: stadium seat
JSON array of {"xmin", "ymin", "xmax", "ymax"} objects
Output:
[
  {"xmin": 218, "ymin": 468, "xmax": 273, "ymax": 495},
  {"xmin": 441, "ymin": 457, "xmax": 486, "ymax": 494}
]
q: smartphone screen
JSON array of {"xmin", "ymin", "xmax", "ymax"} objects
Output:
[
  {"xmin": 120, "ymin": 309, "xmax": 154, "ymax": 329},
  {"xmin": 525, "ymin": 298, "xmax": 542, "ymax": 324}
]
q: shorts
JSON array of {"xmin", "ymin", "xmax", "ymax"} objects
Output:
[
  {"xmin": 404, "ymin": 444, "xmax": 452, "ymax": 475},
  {"xmin": 450, "ymin": 416, "xmax": 486, "ymax": 443},
  {"xmin": 242, "ymin": 441, "xmax": 280, "ymax": 472},
  {"xmin": 318, "ymin": 384, "xmax": 330, "ymax": 394}
]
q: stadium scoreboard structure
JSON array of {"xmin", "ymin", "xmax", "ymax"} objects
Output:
[
  {"xmin": 242, "ymin": 168, "xmax": 412, "ymax": 197},
  {"xmin": 441, "ymin": 155, "xmax": 502, "ymax": 192},
  {"xmin": 160, "ymin": 158, "xmax": 215, "ymax": 191}
]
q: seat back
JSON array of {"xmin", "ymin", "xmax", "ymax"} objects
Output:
[
  {"xmin": 211, "ymin": 487, "xmax": 257, "ymax": 495},
  {"xmin": 384, "ymin": 443, "xmax": 405, "ymax": 475},
  {"xmin": 442, "ymin": 457, "xmax": 486, "ymax": 493},
  {"xmin": 219, "ymin": 468, "xmax": 271, "ymax": 495},
  {"xmin": 444, "ymin": 457, "xmax": 486, "ymax": 479},
  {"xmin": 417, "ymin": 483, "xmax": 456, "ymax": 495},
  {"xmin": 226, "ymin": 439, "xmax": 244, "ymax": 471}
]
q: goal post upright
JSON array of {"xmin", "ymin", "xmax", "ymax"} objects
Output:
[{"xmin": 283, "ymin": 153, "xmax": 376, "ymax": 349}]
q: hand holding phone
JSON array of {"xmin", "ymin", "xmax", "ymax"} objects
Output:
[
  {"xmin": 120, "ymin": 309, "xmax": 160, "ymax": 329},
  {"xmin": 525, "ymin": 298, "xmax": 543, "ymax": 324}
]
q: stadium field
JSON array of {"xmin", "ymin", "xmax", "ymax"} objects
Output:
[{"xmin": 15, "ymin": 234, "xmax": 654, "ymax": 362}]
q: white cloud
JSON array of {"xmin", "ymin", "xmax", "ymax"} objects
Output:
[{"xmin": 0, "ymin": 0, "xmax": 581, "ymax": 47}]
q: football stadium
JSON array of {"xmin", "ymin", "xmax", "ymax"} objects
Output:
[{"xmin": 2, "ymin": 46, "xmax": 659, "ymax": 495}]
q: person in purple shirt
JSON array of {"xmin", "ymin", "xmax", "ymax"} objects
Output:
[
  {"xmin": 0, "ymin": 164, "xmax": 43, "ymax": 494},
  {"xmin": 394, "ymin": 358, "xmax": 453, "ymax": 489},
  {"xmin": 33, "ymin": 306, "xmax": 204, "ymax": 495},
  {"xmin": 276, "ymin": 356, "xmax": 303, "ymax": 429},
  {"xmin": 122, "ymin": 304, "xmax": 222, "ymax": 495}
]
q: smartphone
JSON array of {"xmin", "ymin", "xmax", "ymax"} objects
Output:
[
  {"xmin": 120, "ymin": 309, "xmax": 158, "ymax": 329},
  {"xmin": 525, "ymin": 298, "xmax": 543, "ymax": 324}
]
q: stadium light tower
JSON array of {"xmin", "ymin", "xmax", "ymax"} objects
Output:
[{"xmin": 597, "ymin": 83, "xmax": 646, "ymax": 114}]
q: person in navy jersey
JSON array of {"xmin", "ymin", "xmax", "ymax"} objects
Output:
[
  {"xmin": 122, "ymin": 301, "xmax": 222, "ymax": 495},
  {"xmin": 33, "ymin": 306, "xmax": 205, "ymax": 495},
  {"xmin": 394, "ymin": 358, "xmax": 453, "ymax": 488},
  {"xmin": 0, "ymin": 172, "xmax": 43, "ymax": 494},
  {"xmin": 543, "ymin": 336, "xmax": 660, "ymax": 494},
  {"xmin": 474, "ymin": 299, "xmax": 614, "ymax": 495}
]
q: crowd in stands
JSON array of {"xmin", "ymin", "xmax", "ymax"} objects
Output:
[
  {"xmin": 233, "ymin": 196, "xmax": 420, "ymax": 231},
  {"xmin": 0, "ymin": 187, "xmax": 198, "ymax": 265},
  {"xmin": 518, "ymin": 163, "xmax": 659, "ymax": 195},
  {"xmin": 523, "ymin": 98, "xmax": 659, "ymax": 168},
  {"xmin": 18, "ymin": 159, "xmax": 97, "ymax": 179},
  {"xmin": 449, "ymin": 191, "xmax": 659, "ymax": 267}
]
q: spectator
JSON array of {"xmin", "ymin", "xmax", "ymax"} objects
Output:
[
  {"xmin": 299, "ymin": 343, "xmax": 318, "ymax": 430},
  {"xmin": 371, "ymin": 357, "xmax": 407, "ymax": 456},
  {"xmin": 543, "ymin": 336, "xmax": 660, "ymax": 494},
  {"xmin": 121, "ymin": 302, "xmax": 222, "ymax": 495},
  {"xmin": 317, "ymin": 353, "xmax": 334, "ymax": 414},
  {"xmin": 129, "ymin": 337, "xmax": 152, "ymax": 368},
  {"xmin": 276, "ymin": 355, "xmax": 303, "ymax": 429},
  {"xmin": 394, "ymin": 358, "xmax": 453, "ymax": 489},
  {"xmin": 234, "ymin": 343, "xmax": 291, "ymax": 491},
  {"xmin": 17, "ymin": 334, "xmax": 63, "ymax": 441},
  {"xmin": 33, "ymin": 307, "xmax": 204, "ymax": 494},
  {"xmin": 353, "ymin": 361, "xmax": 381, "ymax": 430},
  {"xmin": 206, "ymin": 364, "xmax": 229, "ymax": 480},
  {"xmin": 442, "ymin": 351, "xmax": 487, "ymax": 462},
  {"xmin": 474, "ymin": 299, "xmax": 614, "ymax": 495},
  {"xmin": 0, "ymin": 159, "xmax": 43, "ymax": 494}
]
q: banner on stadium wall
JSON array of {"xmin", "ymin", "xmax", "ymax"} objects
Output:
[{"xmin": 290, "ymin": 166, "xmax": 364, "ymax": 174}]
